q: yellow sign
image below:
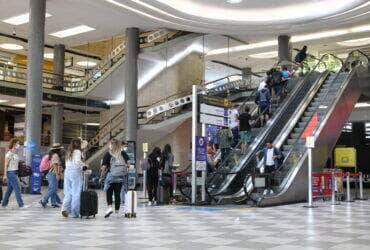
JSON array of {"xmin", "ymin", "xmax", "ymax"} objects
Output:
[
  {"xmin": 142, "ymin": 143, "xmax": 149, "ymax": 153},
  {"xmin": 200, "ymin": 95, "xmax": 232, "ymax": 108},
  {"xmin": 334, "ymin": 147, "xmax": 356, "ymax": 168}
]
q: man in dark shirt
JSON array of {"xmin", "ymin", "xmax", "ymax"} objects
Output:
[{"xmin": 238, "ymin": 106, "xmax": 252, "ymax": 154}]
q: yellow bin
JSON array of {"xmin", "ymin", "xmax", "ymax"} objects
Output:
[{"xmin": 334, "ymin": 147, "xmax": 356, "ymax": 168}]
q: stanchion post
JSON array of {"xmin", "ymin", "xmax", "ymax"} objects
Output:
[
  {"xmin": 191, "ymin": 85, "xmax": 198, "ymax": 204},
  {"xmin": 345, "ymin": 172, "xmax": 354, "ymax": 202},
  {"xmin": 331, "ymin": 171, "xmax": 340, "ymax": 205},
  {"xmin": 142, "ymin": 144, "xmax": 148, "ymax": 199},
  {"xmin": 304, "ymin": 136, "xmax": 317, "ymax": 208},
  {"xmin": 359, "ymin": 172, "xmax": 366, "ymax": 200}
]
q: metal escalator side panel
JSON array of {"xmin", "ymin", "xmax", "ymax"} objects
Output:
[
  {"xmin": 312, "ymin": 69, "xmax": 362, "ymax": 171},
  {"xmin": 257, "ymin": 68, "xmax": 363, "ymax": 207},
  {"xmin": 212, "ymin": 72, "xmax": 320, "ymax": 197}
]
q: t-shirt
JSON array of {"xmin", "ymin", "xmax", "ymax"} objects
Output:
[
  {"xmin": 229, "ymin": 109, "xmax": 239, "ymax": 128},
  {"xmin": 266, "ymin": 148, "xmax": 275, "ymax": 166},
  {"xmin": 219, "ymin": 128, "xmax": 233, "ymax": 149},
  {"xmin": 5, "ymin": 151, "xmax": 19, "ymax": 171},
  {"xmin": 102, "ymin": 151, "xmax": 129, "ymax": 171},
  {"xmin": 239, "ymin": 113, "xmax": 251, "ymax": 132}
]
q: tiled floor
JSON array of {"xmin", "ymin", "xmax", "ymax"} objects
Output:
[{"xmin": 0, "ymin": 190, "xmax": 370, "ymax": 249}]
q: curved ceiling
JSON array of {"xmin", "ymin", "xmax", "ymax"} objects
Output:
[{"xmin": 107, "ymin": 0, "xmax": 370, "ymax": 35}]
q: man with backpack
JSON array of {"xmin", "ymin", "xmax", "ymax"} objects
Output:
[
  {"xmin": 256, "ymin": 142, "xmax": 284, "ymax": 195},
  {"xmin": 255, "ymin": 86, "xmax": 271, "ymax": 127},
  {"xmin": 272, "ymin": 68, "xmax": 283, "ymax": 99}
]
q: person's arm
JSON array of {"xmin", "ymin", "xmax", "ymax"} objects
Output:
[{"xmin": 3, "ymin": 154, "xmax": 9, "ymax": 180}]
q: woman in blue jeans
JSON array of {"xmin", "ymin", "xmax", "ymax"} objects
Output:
[
  {"xmin": 40, "ymin": 144, "xmax": 63, "ymax": 208},
  {"xmin": 61, "ymin": 139, "xmax": 85, "ymax": 218},
  {"xmin": 2, "ymin": 138, "xmax": 24, "ymax": 208}
]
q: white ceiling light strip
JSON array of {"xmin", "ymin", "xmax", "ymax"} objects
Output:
[
  {"xmin": 208, "ymin": 23, "xmax": 370, "ymax": 56},
  {"xmin": 3, "ymin": 13, "xmax": 52, "ymax": 25},
  {"xmin": 322, "ymin": 1, "xmax": 370, "ymax": 20},
  {"xmin": 50, "ymin": 25, "xmax": 95, "ymax": 38}
]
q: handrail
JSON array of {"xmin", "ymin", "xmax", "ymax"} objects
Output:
[{"xmin": 205, "ymin": 74, "xmax": 242, "ymax": 86}]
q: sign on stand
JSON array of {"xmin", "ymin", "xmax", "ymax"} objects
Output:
[
  {"xmin": 200, "ymin": 103, "xmax": 229, "ymax": 117},
  {"xmin": 200, "ymin": 113, "xmax": 229, "ymax": 127},
  {"xmin": 195, "ymin": 136, "xmax": 207, "ymax": 171}
]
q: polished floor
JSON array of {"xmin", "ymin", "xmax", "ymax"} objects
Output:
[{"xmin": 0, "ymin": 190, "xmax": 369, "ymax": 250}]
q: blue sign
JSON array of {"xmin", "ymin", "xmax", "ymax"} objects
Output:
[
  {"xmin": 195, "ymin": 136, "xmax": 207, "ymax": 171},
  {"xmin": 207, "ymin": 125, "xmax": 220, "ymax": 145},
  {"xmin": 30, "ymin": 154, "xmax": 42, "ymax": 194}
]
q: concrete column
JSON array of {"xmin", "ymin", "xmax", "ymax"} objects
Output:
[
  {"xmin": 125, "ymin": 28, "xmax": 139, "ymax": 143},
  {"xmin": 241, "ymin": 67, "xmax": 252, "ymax": 85},
  {"xmin": 53, "ymin": 44, "xmax": 65, "ymax": 88},
  {"xmin": 51, "ymin": 104, "xmax": 64, "ymax": 145},
  {"xmin": 278, "ymin": 35, "xmax": 291, "ymax": 64},
  {"xmin": 25, "ymin": 0, "xmax": 46, "ymax": 164}
]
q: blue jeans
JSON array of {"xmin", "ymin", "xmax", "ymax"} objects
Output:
[
  {"xmin": 221, "ymin": 148, "xmax": 231, "ymax": 163},
  {"xmin": 42, "ymin": 172, "xmax": 62, "ymax": 205},
  {"xmin": 62, "ymin": 168, "xmax": 82, "ymax": 218},
  {"xmin": 2, "ymin": 171, "xmax": 24, "ymax": 207},
  {"xmin": 231, "ymin": 127, "xmax": 239, "ymax": 148}
]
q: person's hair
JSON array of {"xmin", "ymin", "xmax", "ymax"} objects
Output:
[
  {"xmin": 49, "ymin": 148, "xmax": 62, "ymax": 160},
  {"xmin": 66, "ymin": 138, "xmax": 81, "ymax": 160},
  {"xmin": 282, "ymin": 66, "xmax": 288, "ymax": 71},
  {"xmin": 302, "ymin": 46, "xmax": 307, "ymax": 52},
  {"xmin": 149, "ymin": 147, "xmax": 161, "ymax": 160},
  {"xmin": 163, "ymin": 144, "xmax": 172, "ymax": 155},
  {"xmin": 9, "ymin": 138, "xmax": 19, "ymax": 150},
  {"xmin": 109, "ymin": 139, "xmax": 121, "ymax": 158},
  {"xmin": 245, "ymin": 106, "xmax": 250, "ymax": 113}
]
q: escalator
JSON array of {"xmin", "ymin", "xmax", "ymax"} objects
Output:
[
  {"xmin": 207, "ymin": 60, "xmax": 327, "ymax": 202},
  {"xmin": 255, "ymin": 51, "xmax": 369, "ymax": 206}
]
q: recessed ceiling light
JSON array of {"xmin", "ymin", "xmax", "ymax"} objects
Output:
[
  {"xmin": 337, "ymin": 37, "xmax": 370, "ymax": 47},
  {"xmin": 50, "ymin": 25, "xmax": 95, "ymax": 38},
  {"xmin": 13, "ymin": 103, "xmax": 26, "ymax": 108},
  {"xmin": 77, "ymin": 61, "xmax": 97, "ymax": 68},
  {"xmin": 44, "ymin": 53, "xmax": 54, "ymax": 59},
  {"xmin": 249, "ymin": 51, "xmax": 278, "ymax": 59},
  {"xmin": 2, "ymin": 13, "xmax": 51, "ymax": 25},
  {"xmin": 0, "ymin": 99, "xmax": 8, "ymax": 104},
  {"xmin": 82, "ymin": 122, "xmax": 100, "ymax": 126},
  {"xmin": 0, "ymin": 43, "xmax": 23, "ymax": 50},
  {"xmin": 226, "ymin": 0, "xmax": 242, "ymax": 4}
]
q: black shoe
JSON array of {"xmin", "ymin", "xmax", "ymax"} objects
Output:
[
  {"xmin": 39, "ymin": 200, "xmax": 46, "ymax": 208},
  {"xmin": 62, "ymin": 210, "xmax": 69, "ymax": 218},
  {"xmin": 51, "ymin": 204, "xmax": 60, "ymax": 208}
]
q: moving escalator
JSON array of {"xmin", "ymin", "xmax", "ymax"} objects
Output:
[
  {"xmin": 206, "ymin": 57, "xmax": 330, "ymax": 203},
  {"xmin": 255, "ymin": 50, "xmax": 369, "ymax": 206}
]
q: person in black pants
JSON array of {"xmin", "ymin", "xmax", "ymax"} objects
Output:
[
  {"xmin": 147, "ymin": 147, "xmax": 161, "ymax": 206},
  {"xmin": 101, "ymin": 139, "xmax": 129, "ymax": 218}
]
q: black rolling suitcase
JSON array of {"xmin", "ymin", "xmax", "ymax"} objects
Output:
[{"xmin": 80, "ymin": 171, "xmax": 98, "ymax": 218}]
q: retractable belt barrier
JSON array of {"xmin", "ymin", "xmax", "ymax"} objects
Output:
[{"xmin": 312, "ymin": 171, "xmax": 367, "ymax": 204}]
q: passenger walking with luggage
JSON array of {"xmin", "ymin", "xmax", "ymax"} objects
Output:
[
  {"xmin": 238, "ymin": 106, "xmax": 252, "ymax": 154},
  {"xmin": 2, "ymin": 138, "xmax": 24, "ymax": 208},
  {"xmin": 40, "ymin": 143, "xmax": 64, "ymax": 208},
  {"xmin": 101, "ymin": 139, "xmax": 129, "ymax": 218},
  {"xmin": 219, "ymin": 126, "xmax": 233, "ymax": 163},
  {"xmin": 61, "ymin": 138, "xmax": 86, "ymax": 218},
  {"xmin": 160, "ymin": 144, "xmax": 175, "ymax": 203},
  {"xmin": 147, "ymin": 147, "xmax": 161, "ymax": 206},
  {"xmin": 255, "ymin": 86, "xmax": 271, "ymax": 126},
  {"xmin": 256, "ymin": 142, "xmax": 283, "ymax": 195}
]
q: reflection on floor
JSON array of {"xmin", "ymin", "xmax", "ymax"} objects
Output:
[{"xmin": 0, "ymin": 190, "xmax": 370, "ymax": 249}]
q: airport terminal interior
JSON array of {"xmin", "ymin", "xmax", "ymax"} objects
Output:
[{"xmin": 1, "ymin": 0, "xmax": 370, "ymax": 249}]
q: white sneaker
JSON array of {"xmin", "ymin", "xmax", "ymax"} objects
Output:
[
  {"xmin": 269, "ymin": 189, "xmax": 274, "ymax": 195},
  {"xmin": 263, "ymin": 189, "xmax": 268, "ymax": 195},
  {"xmin": 148, "ymin": 201, "xmax": 152, "ymax": 206},
  {"xmin": 104, "ymin": 207, "xmax": 113, "ymax": 218},
  {"xmin": 153, "ymin": 201, "xmax": 158, "ymax": 206}
]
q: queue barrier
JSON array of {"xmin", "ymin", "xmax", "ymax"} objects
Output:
[{"xmin": 312, "ymin": 170, "xmax": 366, "ymax": 204}]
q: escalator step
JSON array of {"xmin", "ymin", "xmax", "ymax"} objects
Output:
[
  {"xmin": 301, "ymin": 117, "xmax": 311, "ymax": 122},
  {"xmin": 287, "ymin": 139, "xmax": 297, "ymax": 145},
  {"xmin": 310, "ymin": 102, "xmax": 319, "ymax": 107},
  {"xmin": 283, "ymin": 145, "xmax": 292, "ymax": 151},
  {"xmin": 290, "ymin": 133, "xmax": 300, "ymax": 139},
  {"xmin": 307, "ymin": 107, "xmax": 316, "ymax": 112},
  {"xmin": 294, "ymin": 127, "xmax": 304, "ymax": 133},
  {"xmin": 298, "ymin": 121, "xmax": 307, "ymax": 127},
  {"xmin": 304, "ymin": 111, "xmax": 313, "ymax": 116}
]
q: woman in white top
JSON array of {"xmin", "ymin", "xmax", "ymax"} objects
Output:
[
  {"xmin": 2, "ymin": 138, "xmax": 24, "ymax": 208},
  {"xmin": 61, "ymin": 138, "xmax": 85, "ymax": 218}
]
